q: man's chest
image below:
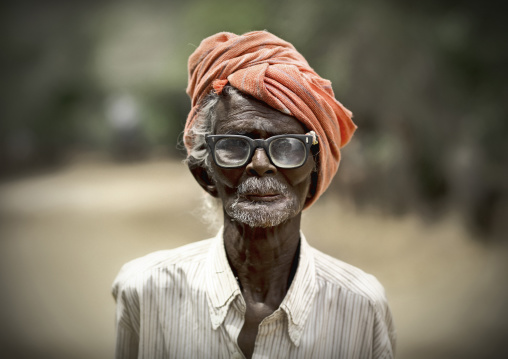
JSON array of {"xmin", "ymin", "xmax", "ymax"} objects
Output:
[{"xmin": 136, "ymin": 291, "xmax": 374, "ymax": 359}]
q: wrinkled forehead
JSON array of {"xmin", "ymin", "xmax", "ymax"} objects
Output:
[{"xmin": 213, "ymin": 94, "xmax": 307, "ymax": 136}]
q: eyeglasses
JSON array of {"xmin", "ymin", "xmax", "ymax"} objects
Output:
[{"xmin": 205, "ymin": 131, "xmax": 318, "ymax": 169}]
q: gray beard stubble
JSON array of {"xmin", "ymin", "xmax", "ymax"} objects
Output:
[{"xmin": 227, "ymin": 177, "xmax": 300, "ymax": 228}]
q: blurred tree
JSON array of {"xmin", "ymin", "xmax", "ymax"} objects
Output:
[{"xmin": 0, "ymin": 0, "xmax": 506, "ymax": 239}]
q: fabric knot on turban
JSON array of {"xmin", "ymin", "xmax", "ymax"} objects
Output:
[{"xmin": 184, "ymin": 30, "xmax": 357, "ymax": 208}]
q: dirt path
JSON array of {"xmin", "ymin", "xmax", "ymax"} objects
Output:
[{"xmin": 0, "ymin": 159, "xmax": 506, "ymax": 358}]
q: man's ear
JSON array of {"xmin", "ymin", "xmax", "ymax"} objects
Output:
[
  {"xmin": 305, "ymin": 171, "xmax": 318, "ymax": 205},
  {"xmin": 188, "ymin": 164, "xmax": 219, "ymax": 197}
]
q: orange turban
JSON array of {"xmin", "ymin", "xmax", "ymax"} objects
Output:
[{"xmin": 184, "ymin": 31, "xmax": 357, "ymax": 208}]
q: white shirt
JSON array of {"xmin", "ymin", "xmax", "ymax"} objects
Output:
[{"xmin": 112, "ymin": 229, "xmax": 396, "ymax": 358}]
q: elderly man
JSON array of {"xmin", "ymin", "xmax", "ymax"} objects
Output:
[{"xmin": 113, "ymin": 31, "xmax": 396, "ymax": 359}]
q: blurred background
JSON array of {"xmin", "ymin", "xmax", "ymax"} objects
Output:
[{"xmin": 0, "ymin": 0, "xmax": 507, "ymax": 358}]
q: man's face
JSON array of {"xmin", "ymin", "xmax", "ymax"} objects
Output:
[{"xmin": 209, "ymin": 94, "xmax": 316, "ymax": 228}]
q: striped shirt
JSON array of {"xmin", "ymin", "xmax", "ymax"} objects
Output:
[{"xmin": 112, "ymin": 229, "xmax": 396, "ymax": 358}]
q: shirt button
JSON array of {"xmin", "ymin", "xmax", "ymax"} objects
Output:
[{"xmin": 231, "ymin": 352, "xmax": 243, "ymax": 359}]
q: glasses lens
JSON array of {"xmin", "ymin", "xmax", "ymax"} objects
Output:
[
  {"xmin": 269, "ymin": 138, "xmax": 306, "ymax": 168},
  {"xmin": 215, "ymin": 137, "xmax": 250, "ymax": 167}
]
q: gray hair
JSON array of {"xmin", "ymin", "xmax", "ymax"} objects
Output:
[
  {"xmin": 184, "ymin": 86, "xmax": 245, "ymax": 230},
  {"xmin": 184, "ymin": 86, "xmax": 245, "ymax": 170}
]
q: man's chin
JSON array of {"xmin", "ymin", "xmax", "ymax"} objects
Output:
[
  {"xmin": 227, "ymin": 199, "xmax": 299, "ymax": 228},
  {"xmin": 231, "ymin": 211, "xmax": 289, "ymax": 228}
]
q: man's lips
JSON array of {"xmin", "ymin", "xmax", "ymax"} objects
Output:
[{"xmin": 242, "ymin": 193, "xmax": 282, "ymax": 201}]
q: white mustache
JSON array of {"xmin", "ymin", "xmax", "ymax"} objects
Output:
[{"xmin": 237, "ymin": 177, "xmax": 288, "ymax": 196}]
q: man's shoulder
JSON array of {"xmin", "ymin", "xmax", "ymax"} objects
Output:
[
  {"xmin": 311, "ymin": 246, "xmax": 388, "ymax": 305},
  {"xmin": 112, "ymin": 238, "xmax": 212, "ymax": 295}
]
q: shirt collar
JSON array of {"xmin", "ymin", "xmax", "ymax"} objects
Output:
[
  {"xmin": 205, "ymin": 228, "xmax": 242, "ymax": 330},
  {"xmin": 205, "ymin": 228, "xmax": 317, "ymax": 346},
  {"xmin": 279, "ymin": 232, "xmax": 317, "ymax": 346}
]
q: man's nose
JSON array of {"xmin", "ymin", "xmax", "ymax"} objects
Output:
[{"xmin": 246, "ymin": 148, "xmax": 277, "ymax": 176}]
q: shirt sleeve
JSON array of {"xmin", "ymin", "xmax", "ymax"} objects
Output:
[
  {"xmin": 112, "ymin": 275, "xmax": 141, "ymax": 359},
  {"xmin": 372, "ymin": 298, "xmax": 397, "ymax": 359}
]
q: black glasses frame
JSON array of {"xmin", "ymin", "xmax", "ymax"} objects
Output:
[{"xmin": 205, "ymin": 133, "xmax": 316, "ymax": 169}]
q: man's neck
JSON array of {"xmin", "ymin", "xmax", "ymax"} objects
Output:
[{"xmin": 223, "ymin": 213, "xmax": 301, "ymax": 306}]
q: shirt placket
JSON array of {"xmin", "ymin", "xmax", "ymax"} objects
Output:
[
  {"xmin": 251, "ymin": 309, "xmax": 288, "ymax": 359},
  {"xmin": 221, "ymin": 295, "xmax": 246, "ymax": 359}
]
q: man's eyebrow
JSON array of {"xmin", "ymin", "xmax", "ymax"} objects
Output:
[{"xmin": 223, "ymin": 130, "xmax": 256, "ymax": 138}]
